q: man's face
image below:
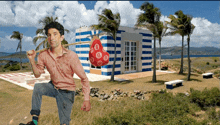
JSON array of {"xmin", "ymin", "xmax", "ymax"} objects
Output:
[{"xmin": 47, "ymin": 28, "xmax": 64, "ymax": 49}]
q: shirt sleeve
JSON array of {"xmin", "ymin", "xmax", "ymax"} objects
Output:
[
  {"xmin": 71, "ymin": 52, "xmax": 90, "ymax": 101},
  {"xmin": 36, "ymin": 53, "xmax": 45, "ymax": 75}
]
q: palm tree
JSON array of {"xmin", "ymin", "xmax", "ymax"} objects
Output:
[
  {"xmin": 136, "ymin": 2, "xmax": 161, "ymax": 83},
  {"xmin": 33, "ymin": 16, "xmax": 70, "ymax": 51},
  {"xmin": 90, "ymin": 9, "xmax": 121, "ymax": 81},
  {"xmin": 10, "ymin": 31, "xmax": 23, "ymax": 70},
  {"xmin": 155, "ymin": 21, "xmax": 168, "ymax": 70},
  {"xmin": 185, "ymin": 15, "xmax": 195, "ymax": 81},
  {"xmin": 166, "ymin": 10, "xmax": 188, "ymax": 74}
]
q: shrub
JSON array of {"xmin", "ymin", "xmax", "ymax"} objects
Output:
[
  {"xmin": 214, "ymin": 59, "xmax": 217, "ymax": 62},
  {"xmin": 93, "ymin": 92, "xmax": 199, "ymax": 125},
  {"xmin": 206, "ymin": 62, "xmax": 210, "ymax": 65},
  {"xmin": 3, "ymin": 63, "xmax": 10, "ymax": 69},
  {"xmin": 2, "ymin": 69, "xmax": 5, "ymax": 72},
  {"xmin": 189, "ymin": 87, "xmax": 220, "ymax": 109},
  {"xmin": 9, "ymin": 64, "xmax": 20, "ymax": 71},
  {"xmin": 207, "ymin": 107, "xmax": 219, "ymax": 120}
]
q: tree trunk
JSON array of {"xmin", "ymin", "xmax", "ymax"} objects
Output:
[
  {"xmin": 187, "ymin": 36, "xmax": 191, "ymax": 81},
  {"xmin": 152, "ymin": 36, "xmax": 156, "ymax": 83},
  {"xmin": 179, "ymin": 36, "xmax": 184, "ymax": 74},
  {"xmin": 110, "ymin": 37, "xmax": 117, "ymax": 81},
  {"xmin": 159, "ymin": 40, "xmax": 161, "ymax": 70},
  {"xmin": 20, "ymin": 40, "xmax": 22, "ymax": 70}
]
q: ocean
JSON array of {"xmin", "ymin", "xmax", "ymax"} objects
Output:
[
  {"xmin": 0, "ymin": 55, "xmax": 220, "ymax": 66},
  {"xmin": 0, "ymin": 57, "xmax": 37, "ymax": 66}
]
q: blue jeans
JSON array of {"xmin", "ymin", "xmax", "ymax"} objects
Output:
[{"xmin": 30, "ymin": 81, "xmax": 75, "ymax": 125}]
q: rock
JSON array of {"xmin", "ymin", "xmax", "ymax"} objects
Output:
[
  {"xmin": 116, "ymin": 88, "xmax": 120, "ymax": 92},
  {"xmin": 108, "ymin": 95, "xmax": 114, "ymax": 100},
  {"xmin": 130, "ymin": 94, "xmax": 135, "ymax": 97},
  {"xmin": 103, "ymin": 94, "xmax": 109, "ymax": 100},
  {"xmin": 134, "ymin": 90, "xmax": 141, "ymax": 94},
  {"xmin": 90, "ymin": 93, "xmax": 95, "ymax": 97},
  {"xmin": 185, "ymin": 92, "xmax": 189, "ymax": 96},
  {"xmin": 95, "ymin": 93, "xmax": 99, "ymax": 97},
  {"xmin": 9, "ymin": 119, "xmax": 13, "ymax": 124},
  {"xmin": 98, "ymin": 99, "xmax": 104, "ymax": 102}
]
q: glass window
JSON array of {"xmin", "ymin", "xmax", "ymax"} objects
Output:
[{"xmin": 91, "ymin": 64, "xmax": 101, "ymax": 69}]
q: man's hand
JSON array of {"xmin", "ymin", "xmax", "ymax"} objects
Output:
[
  {"xmin": 27, "ymin": 50, "xmax": 36, "ymax": 62},
  {"xmin": 81, "ymin": 100, "xmax": 91, "ymax": 112}
]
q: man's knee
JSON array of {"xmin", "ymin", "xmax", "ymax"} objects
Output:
[{"xmin": 33, "ymin": 83, "xmax": 47, "ymax": 94}]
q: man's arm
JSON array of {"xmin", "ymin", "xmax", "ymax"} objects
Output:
[
  {"xmin": 70, "ymin": 52, "xmax": 91, "ymax": 111},
  {"xmin": 71, "ymin": 52, "xmax": 90, "ymax": 101},
  {"xmin": 27, "ymin": 50, "xmax": 45, "ymax": 78},
  {"xmin": 30, "ymin": 59, "xmax": 41, "ymax": 78}
]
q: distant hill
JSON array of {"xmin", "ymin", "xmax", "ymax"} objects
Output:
[
  {"xmin": 0, "ymin": 46, "xmax": 220, "ymax": 59},
  {"xmin": 153, "ymin": 46, "xmax": 220, "ymax": 55},
  {"xmin": 0, "ymin": 52, "xmax": 13, "ymax": 57},
  {"xmin": 0, "ymin": 51, "xmax": 39, "ymax": 59}
]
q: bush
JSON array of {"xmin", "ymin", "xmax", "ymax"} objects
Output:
[
  {"xmin": 189, "ymin": 87, "xmax": 220, "ymax": 109},
  {"xmin": 9, "ymin": 64, "xmax": 20, "ymax": 71},
  {"xmin": 92, "ymin": 92, "xmax": 200, "ymax": 125},
  {"xmin": 206, "ymin": 62, "xmax": 210, "ymax": 65},
  {"xmin": 3, "ymin": 63, "xmax": 10, "ymax": 69}
]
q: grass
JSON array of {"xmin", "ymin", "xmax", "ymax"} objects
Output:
[{"xmin": 1, "ymin": 57, "xmax": 220, "ymax": 124}]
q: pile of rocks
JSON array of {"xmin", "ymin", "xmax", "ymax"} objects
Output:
[
  {"xmin": 89, "ymin": 88, "xmax": 147, "ymax": 101},
  {"xmin": 75, "ymin": 87, "xmax": 169, "ymax": 101}
]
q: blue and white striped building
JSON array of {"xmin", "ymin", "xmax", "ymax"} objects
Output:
[{"xmin": 75, "ymin": 26, "xmax": 152, "ymax": 76}]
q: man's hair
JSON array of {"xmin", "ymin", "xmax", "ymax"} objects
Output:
[{"xmin": 44, "ymin": 22, "xmax": 64, "ymax": 36}]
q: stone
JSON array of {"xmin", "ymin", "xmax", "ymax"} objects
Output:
[
  {"xmin": 130, "ymin": 94, "xmax": 135, "ymax": 97},
  {"xmin": 103, "ymin": 94, "xmax": 109, "ymax": 100},
  {"xmin": 95, "ymin": 93, "xmax": 99, "ymax": 97},
  {"xmin": 90, "ymin": 93, "xmax": 95, "ymax": 97},
  {"xmin": 143, "ymin": 91, "xmax": 148, "ymax": 94},
  {"xmin": 185, "ymin": 92, "xmax": 189, "ymax": 96},
  {"xmin": 98, "ymin": 99, "xmax": 104, "ymax": 102},
  {"xmin": 108, "ymin": 95, "xmax": 114, "ymax": 100}
]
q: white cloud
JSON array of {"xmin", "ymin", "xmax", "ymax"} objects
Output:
[
  {"xmin": 0, "ymin": 1, "xmax": 15, "ymax": 26},
  {"xmin": 94, "ymin": 1, "xmax": 108, "ymax": 14},
  {"xmin": 107, "ymin": 1, "xmax": 142, "ymax": 27},
  {"xmin": 156, "ymin": 16, "xmax": 220, "ymax": 48}
]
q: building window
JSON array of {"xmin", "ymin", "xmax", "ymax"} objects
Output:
[{"xmin": 91, "ymin": 64, "xmax": 101, "ymax": 69}]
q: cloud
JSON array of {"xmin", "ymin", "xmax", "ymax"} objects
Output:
[
  {"xmin": 156, "ymin": 16, "xmax": 220, "ymax": 48},
  {"xmin": 0, "ymin": 1, "xmax": 15, "ymax": 26},
  {"xmin": 107, "ymin": 1, "xmax": 143, "ymax": 27}
]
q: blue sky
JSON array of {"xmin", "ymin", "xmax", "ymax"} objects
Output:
[{"xmin": 0, "ymin": 1, "xmax": 220, "ymax": 53}]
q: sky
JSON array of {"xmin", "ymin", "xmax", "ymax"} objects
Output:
[{"xmin": 0, "ymin": 1, "xmax": 220, "ymax": 53}]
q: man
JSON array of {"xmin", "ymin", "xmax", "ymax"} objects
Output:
[{"xmin": 20, "ymin": 22, "xmax": 91, "ymax": 125}]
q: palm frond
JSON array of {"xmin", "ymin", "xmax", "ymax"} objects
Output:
[
  {"xmin": 35, "ymin": 41, "xmax": 44, "ymax": 51},
  {"xmin": 64, "ymin": 29, "xmax": 70, "ymax": 34},
  {"xmin": 36, "ymin": 29, "xmax": 44, "ymax": 35},
  {"xmin": 102, "ymin": 9, "xmax": 114, "ymax": 20}
]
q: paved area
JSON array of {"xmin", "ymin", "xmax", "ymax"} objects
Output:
[{"xmin": 0, "ymin": 70, "xmax": 174, "ymax": 90}]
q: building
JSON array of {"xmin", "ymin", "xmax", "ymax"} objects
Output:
[{"xmin": 75, "ymin": 26, "xmax": 152, "ymax": 76}]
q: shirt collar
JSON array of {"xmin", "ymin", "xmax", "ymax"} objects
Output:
[{"xmin": 48, "ymin": 45, "xmax": 69, "ymax": 57}]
